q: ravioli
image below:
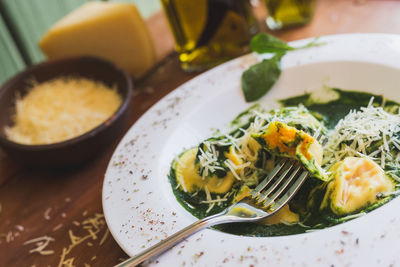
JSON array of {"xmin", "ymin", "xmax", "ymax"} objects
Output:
[
  {"xmin": 321, "ymin": 157, "xmax": 394, "ymax": 215},
  {"xmin": 173, "ymin": 148, "xmax": 236, "ymax": 194},
  {"xmin": 233, "ymin": 185, "xmax": 299, "ymax": 225},
  {"xmin": 251, "ymin": 121, "xmax": 327, "ymax": 181},
  {"xmin": 269, "ymin": 106, "xmax": 325, "ymax": 136},
  {"xmin": 261, "ymin": 205, "xmax": 299, "ymax": 225},
  {"xmin": 168, "ymin": 89, "xmax": 400, "ymax": 237}
]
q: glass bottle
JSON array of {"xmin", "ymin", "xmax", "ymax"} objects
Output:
[
  {"xmin": 264, "ymin": 0, "xmax": 317, "ymax": 30},
  {"xmin": 160, "ymin": 0, "xmax": 258, "ymax": 72}
]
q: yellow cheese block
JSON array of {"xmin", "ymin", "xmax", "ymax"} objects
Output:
[{"xmin": 39, "ymin": 2, "xmax": 156, "ymax": 79}]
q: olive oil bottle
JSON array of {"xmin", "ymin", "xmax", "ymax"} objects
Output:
[
  {"xmin": 160, "ymin": 0, "xmax": 258, "ymax": 72},
  {"xmin": 264, "ymin": 0, "xmax": 317, "ymax": 30}
]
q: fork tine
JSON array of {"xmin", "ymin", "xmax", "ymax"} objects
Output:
[
  {"xmin": 261, "ymin": 163, "xmax": 303, "ymax": 207},
  {"xmin": 251, "ymin": 158, "xmax": 290, "ymax": 198},
  {"xmin": 273, "ymin": 170, "xmax": 309, "ymax": 209},
  {"xmin": 248, "ymin": 133, "xmax": 324, "ymax": 212},
  {"xmin": 256, "ymin": 159, "xmax": 296, "ymax": 203}
]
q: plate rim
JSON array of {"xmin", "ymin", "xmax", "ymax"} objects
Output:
[{"xmin": 102, "ymin": 33, "xmax": 400, "ymax": 266}]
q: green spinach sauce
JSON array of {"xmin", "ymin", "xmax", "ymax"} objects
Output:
[{"xmin": 168, "ymin": 88, "xmax": 399, "ymax": 237}]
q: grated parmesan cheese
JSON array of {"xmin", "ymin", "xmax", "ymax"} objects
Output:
[
  {"xmin": 24, "ymin": 235, "xmax": 55, "ymax": 255},
  {"xmin": 192, "ymin": 105, "xmax": 326, "ymax": 212},
  {"xmin": 5, "ymin": 77, "xmax": 122, "ymax": 145},
  {"xmin": 323, "ymin": 99, "xmax": 400, "ymax": 170},
  {"xmin": 196, "ymin": 105, "xmax": 323, "ymax": 184}
]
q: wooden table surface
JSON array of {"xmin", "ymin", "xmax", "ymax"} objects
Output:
[{"xmin": 1, "ymin": 0, "xmax": 400, "ymax": 266}]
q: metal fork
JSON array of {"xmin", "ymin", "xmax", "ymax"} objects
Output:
[
  {"xmin": 116, "ymin": 135, "xmax": 323, "ymax": 267},
  {"xmin": 116, "ymin": 162, "xmax": 310, "ymax": 266}
]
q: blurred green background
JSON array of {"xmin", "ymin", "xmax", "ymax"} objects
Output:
[{"xmin": 0, "ymin": 0, "xmax": 161, "ymax": 85}]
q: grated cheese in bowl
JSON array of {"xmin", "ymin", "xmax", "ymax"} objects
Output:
[{"xmin": 5, "ymin": 77, "xmax": 122, "ymax": 145}]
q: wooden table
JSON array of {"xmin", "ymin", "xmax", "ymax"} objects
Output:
[{"xmin": 1, "ymin": 0, "xmax": 400, "ymax": 265}]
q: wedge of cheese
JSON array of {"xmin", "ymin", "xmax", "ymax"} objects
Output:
[{"xmin": 39, "ymin": 2, "xmax": 156, "ymax": 79}]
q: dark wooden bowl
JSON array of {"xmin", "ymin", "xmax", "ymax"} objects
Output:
[{"xmin": 0, "ymin": 56, "xmax": 133, "ymax": 168}]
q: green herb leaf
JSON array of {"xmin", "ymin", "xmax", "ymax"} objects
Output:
[
  {"xmin": 250, "ymin": 33, "xmax": 324, "ymax": 54},
  {"xmin": 250, "ymin": 33, "xmax": 294, "ymax": 54},
  {"xmin": 241, "ymin": 58, "xmax": 281, "ymax": 102},
  {"xmin": 243, "ymin": 33, "xmax": 325, "ymax": 102}
]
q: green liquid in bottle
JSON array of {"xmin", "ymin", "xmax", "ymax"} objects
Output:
[
  {"xmin": 161, "ymin": 0, "xmax": 258, "ymax": 72},
  {"xmin": 264, "ymin": 0, "xmax": 317, "ymax": 30}
]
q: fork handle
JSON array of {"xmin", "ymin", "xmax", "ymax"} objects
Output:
[{"xmin": 115, "ymin": 212, "xmax": 232, "ymax": 267}]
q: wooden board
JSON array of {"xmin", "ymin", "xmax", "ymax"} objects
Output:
[{"xmin": 1, "ymin": 0, "xmax": 400, "ymax": 265}]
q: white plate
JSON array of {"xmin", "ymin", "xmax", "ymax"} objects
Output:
[{"xmin": 103, "ymin": 34, "xmax": 400, "ymax": 266}]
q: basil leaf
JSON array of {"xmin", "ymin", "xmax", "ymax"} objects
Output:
[
  {"xmin": 250, "ymin": 33, "xmax": 324, "ymax": 54},
  {"xmin": 241, "ymin": 58, "xmax": 281, "ymax": 102},
  {"xmin": 250, "ymin": 33, "xmax": 294, "ymax": 54},
  {"xmin": 243, "ymin": 33, "xmax": 324, "ymax": 102}
]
